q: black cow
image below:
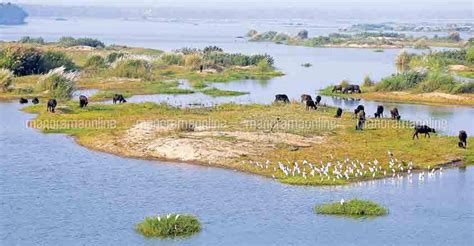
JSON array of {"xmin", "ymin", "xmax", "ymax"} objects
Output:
[
  {"xmin": 47, "ymin": 99, "xmax": 57, "ymax": 113},
  {"xmin": 355, "ymin": 110, "xmax": 366, "ymax": 130},
  {"xmin": 332, "ymin": 85, "xmax": 343, "ymax": 93},
  {"xmin": 315, "ymin": 95, "xmax": 322, "ymax": 105},
  {"xmin": 113, "ymin": 94, "xmax": 127, "ymax": 104},
  {"xmin": 335, "ymin": 107, "xmax": 343, "ymax": 118},
  {"xmin": 32, "ymin": 97, "xmax": 39, "ymax": 104},
  {"xmin": 79, "ymin": 95, "xmax": 88, "ymax": 108},
  {"xmin": 300, "ymin": 94, "xmax": 312, "ymax": 103},
  {"xmin": 343, "ymin": 84, "xmax": 361, "ymax": 94},
  {"xmin": 458, "ymin": 130, "xmax": 467, "ymax": 148},
  {"xmin": 305, "ymin": 99, "xmax": 317, "ymax": 110},
  {"xmin": 19, "ymin": 98, "xmax": 28, "ymax": 104},
  {"xmin": 374, "ymin": 105, "xmax": 384, "ymax": 118},
  {"xmin": 275, "ymin": 94, "xmax": 290, "ymax": 104},
  {"xmin": 390, "ymin": 108, "xmax": 401, "ymax": 120},
  {"xmin": 354, "ymin": 105, "xmax": 365, "ymax": 116},
  {"xmin": 413, "ymin": 125, "xmax": 436, "ymax": 139}
]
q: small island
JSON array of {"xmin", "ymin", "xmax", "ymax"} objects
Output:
[
  {"xmin": 0, "ymin": 3, "xmax": 28, "ymax": 25},
  {"xmin": 315, "ymin": 199, "xmax": 388, "ymax": 217},
  {"xmin": 246, "ymin": 29, "xmax": 467, "ymax": 49},
  {"xmin": 135, "ymin": 214, "xmax": 201, "ymax": 238}
]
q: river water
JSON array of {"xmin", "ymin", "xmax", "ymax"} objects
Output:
[{"xmin": 1, "ymin": 18, "xmax": 473, "ymax": 245}]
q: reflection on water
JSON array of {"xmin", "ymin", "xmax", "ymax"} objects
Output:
[{"xmin": 0, "ymin": 102, "xmax": 473, "ymax": 245}]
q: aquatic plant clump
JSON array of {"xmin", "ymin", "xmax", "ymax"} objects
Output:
[
  {"xmin": 315, "ymin": 199, "xmax": 387, "ymax": 217},
  {"xmin": 36, "ymin": 66, "xmax": 78, "ymax": 99},
  {"xmin": 135, "ymin": 214, "xmax": 201, "ymax": 238}
]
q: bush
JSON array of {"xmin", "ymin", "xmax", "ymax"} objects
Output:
[
  {"xmin": 0, "ymin": 68, "xmax": 13, "ymax": 92},
  {"xmin": 203, "ymin": 46, "xmax": 223, "ymax": 53},
  {"xmin": 417, "ymin": 72, "xmax": 455, "ymax": 92},
  {"xmin": 362, "ymin": 75, "xmax": 374, "ymax": 87},
  {"xmin": 38, "ymin": 51, "xmax": 76, "ymax": 74},
  {"xmin": 395, "ymin": 50, "xmax": 411, "ymax": 66},
  {"xmin": 84, "ymin": 55, "xmax": 107, "ymax": 69},
  {"xmin": 413, "ymin": 39, "xmax": 428, "ymax": 49},
  {"xmin": 135, "ymin": 214, "xmax": 201, "ymax": 238},
  {"xmin": 375, "ymin": 71, "xmax": 426, "ymax": 91},
  {"xmin": 314, "ymin": 199, "xmax": 387, "ymax": 217},
  {"xmin": 465, "ymin": 48, "xmax": 474, "ymax": 64},
  {"xmin": 0, "ymin": 46, "xmax": 42, "ymax": 76},
  {"xmin": 339, "ymin": 79, "xmax": 350, "ymax": 88},
  {"xmin": 160, "ymin": 53, "xmax": 184, "ymax": 66},
  {"xmin": 105, "ymin": 52, "xmax": 125, "ymax": 64},
  {"xmin": 450, "ymin": 82, "xmax": 474, "ymax": 94},
  {"xmin": 19, "ymin": 36, "xmax": 45, "ymax": 45},
  {"xmin": 111, "ymin": 59, "xmax": 151, "ymax": 79},
  {"xmin": 184, "ymin": 54, "xmax": 202, "ymax": 69},
  {"xmin": 36, "ymin": 66, "xmax": 78, "ymax": 99},
  {"xmin": 256, "ymin": 59, "xmax": 272, "ymax": 72},
  {"xmin": 58, "ymin": 37, "xmax": 105, "ymax": 48}
]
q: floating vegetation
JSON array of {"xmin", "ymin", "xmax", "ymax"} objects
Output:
[
  {"xmin": 135, "ymin": 214, "xmax": 201, "ymax": 238},
  {"xmin": 301, "ymin": 63, "xmax": 312, "ymax": 67},
  {"xmin": 315, "ymin": 199, "xmax": 388, "ymax": 217}
]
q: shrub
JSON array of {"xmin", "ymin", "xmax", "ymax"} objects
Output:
[
  {"xmin": 450, "ymin": 82, "xmax": 474, "ymax": 94},
  {"xmin": 38, "ymin": 51, "xmax": 76, "ymax": 74},
  {"xmin": 362, "ymin": 75, "xmax": 374, "ymax": 87},
  {"xmin": 417, "ymin": 72, "xmax": 455, "ymax": 92},
  {"xmin": 36, "ymin": 66, "xmax": 78, "ymax": 99},
  {"xmin": 105, "ymin": 52, "xmax": 125, "ymax": 63},
  {"xmin": 256, "ymin": 59, "xmax": 272, "ymax": 72},
  {"xmin": 465, "ymin": 48, "xmax": 474, "ymax": 64},
  {"xmin": 413, "ymin": 39, "xmax": 428, "ymax": 49},
  {"xmin": 58, "ymin": 37, "xmax": 105, "ymax": 48},
  {"xmin": 339, "ymin": 79, "xmax": 350, "ymax": 88},
  {"xmin": 246, "ymin": 29, "xmax": 258, "ymax": 37},
  {"xmin": 0, "ymin": 68, "xmax": 13, "ymax": 92},
  {"xmin": 375, "ymin": 71, "xmax": 426, "ymax": 91},
  {"xmin": 203, "ymin": 46, "xmax": 223, "ymax": 53},
  {"xmin": 84, "ymin": 55, "xmax": 107, "ymax": 69},
  {"xmin": 447, "ymin": 32, "xmax": 461, "ymax": 42},
  {"xmin": 160, "ymin": 53, "xmax": 184, "ymax": 66},
  {"xmin": 135, "ymin": 214, "xmax": 201, "ymax": 238},
  {"xmin": 111, "ymin": 59, "xmax": 151, "ymax": 79},
  {"xmin": 0, "ymin": 46, "xmax": 42, "ymax": 76},
  {"xmin": 395, "ymin": 50, "xmax": 411, "ymax": 66},
  {"xmin": 19, "ymin": 36, "xmax": 45, "ymax": 45},
  {"xmin": 314, "ymin": 199, "xmax": 387, "ymax": 217},
  {"xmin": 184, "ymin": 54, "xmax": 202, "ymax": 69}
]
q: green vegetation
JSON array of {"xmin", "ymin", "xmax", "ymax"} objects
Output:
[
  {"xmin": 0, "ymin": 41, "xmax": 283, "ymax": 100},
  {"xmin": 0, "ymin": 69, "xmax": 13, "ymax": 92},
  {"xmin": 301, "ymin": 63, "xmax": 312, "ymax": 67},
  {"xmin": 58, "ymin": 37, "xmax": 105, "ymax": 48},
  {"xmin": 23, "ymin": 102, "xmax": 472, "ymax": 186},
  {"xmin": 135, "ymin": 214, "xmax": 201, "ymax": 238},
  {"xmin": 0, "ymin": 3, "xmax": 28, "ymax": 25},
  {"xmin": 36, "ymin": 67, "xmax": 78, "ymax": 99},
  {"xmin": 315, "ymin": 199, "xmax": 387, "ymax": 217},
  {"xmin": 19, "ymin": 36, "xmax": 45, "ymax": 45},
  {"xmin": 201, "ymin": 87, "xmax": 249, "ymax": 97},
  {"xmin": 248, "ymin": 29, "xmax": 467, "ymax": 48}
]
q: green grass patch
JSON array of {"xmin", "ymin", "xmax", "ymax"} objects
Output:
[
  {"xmin": 201, "ymin": 88, "xmax": 249, "ymax": 97},
  {"xmin": 135, "ymin": 214, "xmax": 201, "ymax": 238},
  {"xmin": 456, "ymin": 71, "xmax": 474, "ymax": 79},
  {"xmin": 315, "ymin": 199, "xmax": 388, "ymax": 217}
]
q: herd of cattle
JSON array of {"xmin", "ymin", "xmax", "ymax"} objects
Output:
[
  {"xmin": 274, "ymin": 93, "xmax": 468, "ymax": 149},
  {"xmin": 16, "ymin": 92, "xmax": 468, "ymax": 149}
]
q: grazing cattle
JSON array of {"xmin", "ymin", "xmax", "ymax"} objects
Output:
[
  {"xmin": 315, "ymin": 95, "xmax": 322, "ymax": 105},
  {"xmin": 374, "ymin": 105, "xmax": 384, "ymax": 118},
  {"xmin": 332, "ymin": 85, "xmax": 343, "ymax": 93},
  {"xmin": 19, "ymin": 98, "xmax": 28, "ymax": 104},
  {"xmin": 300, "ymin": 94, "xmax": 312, "ymax": 103},
  {"xmin": 458, "ymin": 130, "xmax": 467, "ymax": 148},
  {"xmin": 390, "ymin": 108, "xmax": 401, "ymax": 120},
  {"xmin": 274, "ymin": 94, "xmax": 290, "ymax": 104},
  {"xmin": 113, "ymin": 94, "xmax": 127, "ymax": 104},
  {"xmin": 335, "ymin": 107, "xmax": 343, "ymax": 118},
  {"xmin": 354, "ymin": 105, "xmax": 365, "ymax": 116},
  {"xmin": 413, "ymin": 125, "xmax": 436, "ymax": 140},
  {"xmin": 32, "ymin": 97, "xmax": 39, "ymax": 104},
  {"xmin": 79, "ymin": 95, "xmax": 88, "ymax": 108},
  {"xmin": 47, "ymin": 99, "xmax": 57, "ymax": 113},
  {"xmin": 305, "ymin": 99, "xmax": 317, "ymax": 110},
  {"xmin": 355, "ymin": 110, "xmax": 366, "ymax": 130},
  {"xmin": 343, "ymin": 84, "xmax": 361, "ymax": 94}
]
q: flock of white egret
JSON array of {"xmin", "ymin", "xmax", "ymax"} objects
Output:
[{"xmin": 242, "ymin": 151, "xmax": 444, "ymax": 183}]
